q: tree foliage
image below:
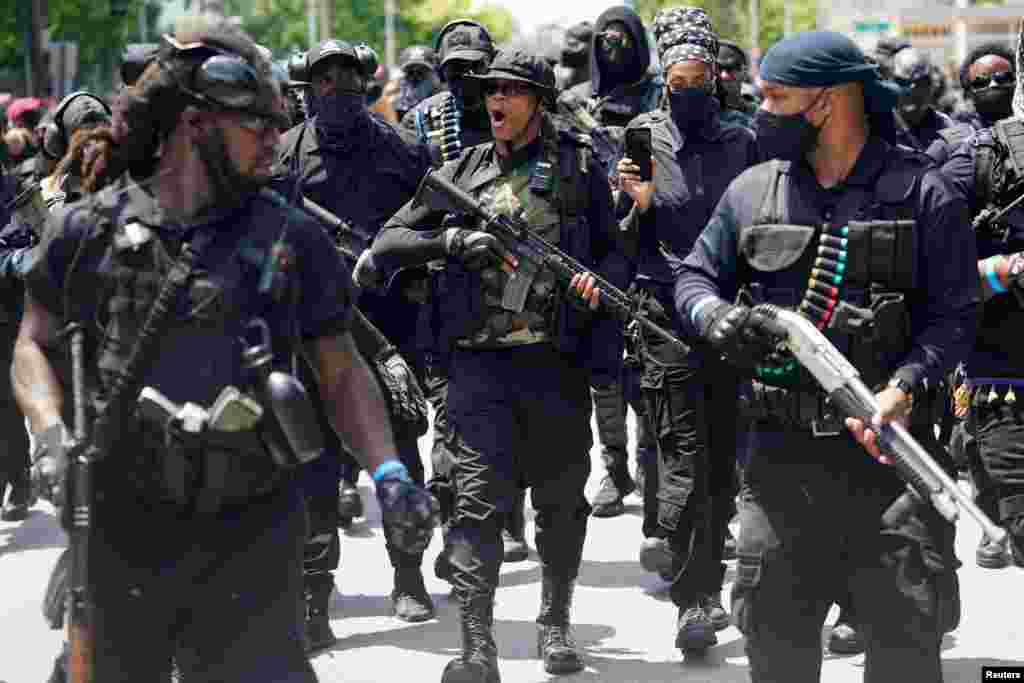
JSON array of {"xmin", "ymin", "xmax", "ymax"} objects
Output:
[
  {"xmin": 224, "ymin": 0, "xmax": 516, "ymax": 63},
  {"xmin": 635, "ymin": 0, "xmax": 819, "ymax": 60},
  {"xmin": 1, "ymin": 0, "xmax": 163, "ymax": 92}
]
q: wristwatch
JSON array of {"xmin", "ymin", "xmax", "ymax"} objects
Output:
[{"xmin": 886, "ymin": 375, "xmax": 917, "ymax": 411}]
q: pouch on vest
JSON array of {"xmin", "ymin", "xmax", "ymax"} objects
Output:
[
  {"xmin": 994, "ymin": 117, "xmax": 1024, "ymax": 179},
  {"xmin": 739, "ymin": 224, "xmax": 817, "ymax": 272}
]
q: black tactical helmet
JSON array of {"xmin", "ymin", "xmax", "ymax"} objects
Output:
[
  {"xmin": 436, "ymin": 20, "xmax": 495, "ymax": 67},
  {"xmin": 399, "ymin": 45, "xmax": 438, "ymax": 72},
  {"xmin": 465, "ymin": 49, "xmax": 556, "ymax": 104}
]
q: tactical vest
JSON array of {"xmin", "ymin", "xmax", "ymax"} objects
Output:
[
  {"xmin": 967, "ymin": 118, "xmax": 1024, "ymax": 374},
  {"xmin": 436, "ymin": 126, "xmax": 593, "ymax": 355},
  {"xmin": 66, "ymin": 189, "xmax": 301, "ymax": 503},
  {"xmin": 738, "ymin": 159, "xmax": 918, "ymax": 393},
  {"xmin": 972, "ymin": 118, "xmax": 1024, "ymax": 227},
  {"xmin": 936, "ymin": 122, "xmax": 975, "ymax": 153}
]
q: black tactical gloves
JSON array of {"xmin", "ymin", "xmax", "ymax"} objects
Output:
[
  {"xmin": 373, "ymin": 461, "xmax": 439, "ymax": 555},
  {"xmin": 374, "ymin": 347, "xmax": 429, "ymax": 438},
  {"xmin": 699, "ymin": 302, "xmax": 777, "ymax": 368},
  {"xmin": 30, "ymin": 421, "xmax": 72, "ymax": 506},
  {"xmin": 444, "ymin": 228, "xmax": 507, "ymax": 271}
]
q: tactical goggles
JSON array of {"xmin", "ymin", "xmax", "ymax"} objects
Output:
[
  {"xmin": 969, "ymin": 70, "xmax": 1014, "ymax": 90},
  {"xmin": 161, "ymin": 35, "xmax": 288, "ymax": 128},
  {"xmin": 598, "ymin": 31, "xmax": 631, "ymax": 50}
]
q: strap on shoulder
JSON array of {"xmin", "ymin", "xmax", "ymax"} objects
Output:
[{"xmin": 753, "ymin": 160, "xmax": 790, "ymax": 225}]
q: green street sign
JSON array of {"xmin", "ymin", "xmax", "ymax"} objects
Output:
[{"xmin": 855, "ymin": 20, "xmax": 892, "ymax": 33}]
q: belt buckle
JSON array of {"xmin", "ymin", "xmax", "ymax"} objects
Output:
[{"xmin": 811, "ymin": 411, "xmax": 843, "ymax": 438}]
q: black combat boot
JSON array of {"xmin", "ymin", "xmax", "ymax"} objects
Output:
[
  {"xmin": 392, "ymin": 563, "xmax": 435, "ymax": 622},
  {"xmin": 536, "ymin": 573, "xmax": 584, "ymax": 675},
  {"xmin": 502, "ymin": 491, "xmax": 529, "ymax": 563},
  {"xmin": 702, "ymin": 592, "xmax": 731, "ymax": 632},
  {"xmin": 827, "ymin": 607, "xmax": 864, "ymax": 656},
  {"xmin": 676, "ymin": 600, "xmax": 717, "ymax": 652},
  {"xmin": 337, "ymin": 478, "xmax": 363, "ymax": 528},
  {"xmin": 303, "ymin": 573, "xmax": 337, "ymax": 653},
  {"xmin": 442, "ymin": 592, "xmax": 500, "ymax": 683},
  {"xmin": 591, "ymin": 381, "xmax": 635, "ymax": 518},
  {"xmin": 1, "ymin": 466, "xmax": 32, "ymax": 522}
]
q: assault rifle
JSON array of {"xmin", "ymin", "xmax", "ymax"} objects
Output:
[
  {"xmin": 412, "ymin": 169, "xmax": 689, "ymax": 354},
  {"xmin": 64, "ymin": 321, "xmax": 94, "ymax": 683},
  {"xmin": 300, "ymin": 196, "xmax": 373, "ymax": 267},
  {"xmin": 754, "ymin": 305, "xmax": 1008, "ymax": 546}
]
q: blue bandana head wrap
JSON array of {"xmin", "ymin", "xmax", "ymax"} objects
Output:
[{"xmin": 759, "ymin": 31, "xmax": 901, "ymax": 115}]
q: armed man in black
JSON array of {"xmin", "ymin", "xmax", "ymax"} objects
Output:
[
  {"xmin": 558, "ymin": 5, "xmax": 661, "ymax": 130},
  {"xmin": 403, "ymin": 20, "xmax": 497, "ymax": 166},
  {"xmin": 616, "ymin": 6, "xmax": 758, "ymax": 654},
  {"xmin": 398, "ymin": 20, "xmax": 533, "ymax": 565},
  {"xmin": 394, "ymin": 45, "xmax": 443, "ymax": 124},
  {"xmin": 938, "ymin": 34, "xmax": 1024, "ymax": 569},
  {"xmin": 928, "ymin": 42, "xmax": 1016, "ymax": 165},
  {"xmin": 365, "ymin": 49, "xmax": 628, "ymax": 682},
  {"xmin": 557, "ymin": 3, "xmax": 661, "ymax": 519},
  {"xmin": 675, "ymin": 32, "xmax": 978, "ymax": 682},
  {"xmin": 885, "ymin": 47, "xmax": 954, "ymax": 152},
  {"xmin": 276, "ymin": 37, "xmax": 437, "ymax": 634},
  {"xmin": 13, "ymin": 20, "xmax": 436, "ymax": 681}
]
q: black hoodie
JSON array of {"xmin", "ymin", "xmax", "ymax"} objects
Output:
[
  {"xmin": 559, "ymin": 5, "xmax": 658, "ymax": 128},
  {"xmin": 590, "ymin": 6, "xmax": 651, "ymax": 97}
]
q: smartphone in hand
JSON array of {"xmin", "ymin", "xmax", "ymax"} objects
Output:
[{"xmin": 625, "ymin": 128, "xmax": 653, "ymax": 182}]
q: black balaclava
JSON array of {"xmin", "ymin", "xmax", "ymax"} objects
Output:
[{"xmin": 591, "ymin": 6, "xmax": 650, "ymax": 96}]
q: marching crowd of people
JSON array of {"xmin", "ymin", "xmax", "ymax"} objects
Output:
[{"xmin": 1, "ymin": 4, "xmax": 1023, "ymax": 682}]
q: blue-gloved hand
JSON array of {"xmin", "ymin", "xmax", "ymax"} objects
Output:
[{"xmin": 373, "ymin": 460, "xmax": 439, "ymax": 554}]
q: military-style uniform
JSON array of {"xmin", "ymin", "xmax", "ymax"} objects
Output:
[
  {"xmin": 556, "ymin": 4, "xmax": 661, "ymax": 519},
  {"xmin": 621, "ymin": 98, "xmax": 758, "ymax": 644},
  {"xmin": 675, "ymin": 135, "xmax": 979, "ymax": 681},
  {"xmin": 277, "ymin": 106, "xmax": 434, "ymax": 627},
  {"xmin": 942, "ymin": 118, "xmax": 1024, "ymax": 567},
  {"xmin": 373, "ymin": 83, "xmax": 628, "ymax": 675},
  {"xmin": 25, "ymin": 175, "xmax": 352, "ymax": 681}
]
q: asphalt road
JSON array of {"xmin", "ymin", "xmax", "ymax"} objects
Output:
[{"xmin": 2, "ymin": 412, "xmax": 1023, "ymax": 683}]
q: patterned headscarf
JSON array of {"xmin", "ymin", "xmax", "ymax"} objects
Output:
[{"xmin": 653, "ymin": 7, "xmax": 720, "ymax": 79}]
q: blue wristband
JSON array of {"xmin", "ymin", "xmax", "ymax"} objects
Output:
[
  {"xmin": 985, "ymin": 258, "xmax": 1007, "ymax": 294},
  {"xmin": 372, "ymin": 460, "xmax": 409, "ymax": 483}
]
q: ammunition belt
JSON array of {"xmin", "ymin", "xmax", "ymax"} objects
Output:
[{"xmin": 425, "ymin": 94, "xmax": 463, "ymax": 164}]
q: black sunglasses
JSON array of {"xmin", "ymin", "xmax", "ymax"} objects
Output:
[
  {"xmin": 969, "ymin": 71, "xmax": 1014, "ymax": 90},
  {"xmin": 893, "ymin": 75, "xmax": 930, "ymax": 89}
]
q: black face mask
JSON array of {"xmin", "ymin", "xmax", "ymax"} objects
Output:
[
  {"xmin": 897, "ymin": 87, "xmax": 931, "ymax": 127},
  {"xmin": 669, "ymin": 88, "xmax": 713, "ymax": 134},
  {"xmin": 562, "ymin": 50, "xmax": 587, "ymax": 69},
  {"xmin": 973, "ymin": 87, "xmax": 1013, "ymax": 122},
  {"xmin": 313, "ymin": 92, "xmax": 365, "ymax": 141},
  {"xmin": 752, "ymin": 109, "xmax": 820, "ymax": 162}
]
